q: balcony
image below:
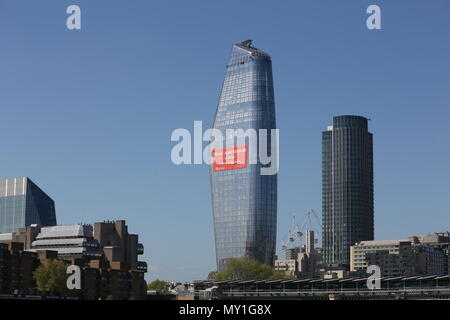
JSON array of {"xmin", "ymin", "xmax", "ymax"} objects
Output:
[
  {"xmin": 137, "ymin": 261, "xmax": 147, "ymax": 273},
  {"xmin": 137, "ymin": 243, "xmax": 144, "ymax": 255}
]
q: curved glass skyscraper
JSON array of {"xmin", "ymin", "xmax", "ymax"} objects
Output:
[{"xmin": 210, "ymin": 40, "xmax": 277, "ymax": 271}]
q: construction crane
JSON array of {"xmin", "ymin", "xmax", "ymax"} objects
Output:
[
  {"xmin": 281, "ymin": 210, "xmax": 322, "ymax": 251},
  {"xmin": 299, "ymin": 210, "xmax": 321, "ymax": 243},
  {"xmin": 281, "ymin": 214, "xmax": 302, "ymax": 250}
]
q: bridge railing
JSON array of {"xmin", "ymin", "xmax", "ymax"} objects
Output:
[{"xmin": 220, "ymin": 286, "xmax": 450, "ymax": 295}]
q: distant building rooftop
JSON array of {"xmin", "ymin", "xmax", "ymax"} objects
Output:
[
  {"xmin": 36, "ymin": 224, "xmax": 93, "ymax": 239},
  {"xmin": 234, "ymin": 40, "xmax": 271, "ymax": 59},
  {"xmin": 354, "ymin": 239, "xmax": 410, "ymax": 246},
  {"xmin": 0, "ymin": 233, "xmax": 12, "ymax": 241}
]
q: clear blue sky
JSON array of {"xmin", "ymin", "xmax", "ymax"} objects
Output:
[{"xmin": 0, "ymin": 0, "xmax": 449, "ymax": 282}]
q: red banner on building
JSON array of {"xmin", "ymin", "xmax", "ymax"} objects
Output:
[{"xmin": 212, "ymin": 145, "xmax": 248, "ymax": 172}]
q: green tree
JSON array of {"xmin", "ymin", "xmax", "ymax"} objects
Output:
[
  {"xmin": 215, "ymin": 258, "xmax": 293, "ymax": 280},
  {"xmin": 147, "ymin": 279, "xmax": 170, "ymax": 292},
  {"xmin": 33, "ymin": 260, "xmax": 69, "ymax": 295},
  {"xmin": 207, "ymin": 271, "xmax": 217, "ymax": 280}
]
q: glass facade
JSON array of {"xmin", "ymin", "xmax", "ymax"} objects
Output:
[
  {"xmin": 211, "ymin": 40, "xmax": 277, "ymax": 271},
  {"xmin": 322, "ymin": 115, "xmax": 374, "ymax": 268},
  {"xmin": 0, "ymin": 177, "xmax": 57, "ymax": 233}
]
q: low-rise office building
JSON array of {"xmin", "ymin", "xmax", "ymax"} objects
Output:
[
  {"xmin": 30, "ymin": 224, "xmax": 102, "ymax": 262},
  {"xmin": 350, "ymin": 240, "xmax": 415, "ymax": 276},
  {"xmin": 350, "ymin": 234, "xmax": 450, "ymax": 277},
  {"xmin": 274, "ymin": 259, "xmax": 297, "ymax": 276},
  {"xmin": 276, "ymin": 231, "xmax": 322, "ymax": 278}
]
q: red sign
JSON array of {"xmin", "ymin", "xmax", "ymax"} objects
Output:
[{"xmin": 212, "ymin": 145, "xmax": 248, "ymax": 172}]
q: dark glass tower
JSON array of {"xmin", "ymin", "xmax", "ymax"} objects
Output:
[
  {"xmin": 0, "ymin": 177, "xmax": 57, "ymax": 233},
  {"xmin": 211, "ymin": 40, "xmax": 277, "ymax": 271},
  {"xmin": 322, "ymin": 116, "xmax": 374, "ymax": 269}
]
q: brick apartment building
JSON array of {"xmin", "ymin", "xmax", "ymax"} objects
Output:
[{"xmin": 0, "ymin": 220, "xmax": 147, "ymax": 299}]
